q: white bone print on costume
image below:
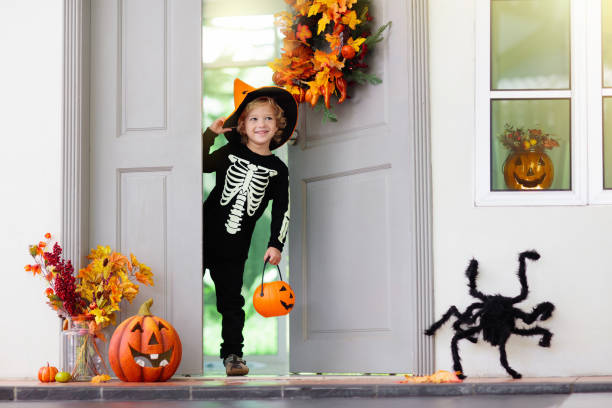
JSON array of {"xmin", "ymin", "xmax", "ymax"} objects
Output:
[
  {"xmin": 221, "ymin": 154, "xmax": 277, "ymax": 234},
  {"xmin": 278, "ymin": 191, "xmax": 290, "ymax": 244}
]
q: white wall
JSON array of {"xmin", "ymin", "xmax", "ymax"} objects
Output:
[
  {"xmin": 0, "ymin": 0, "xmax": 63, "ymax": 378},
  {"xmin": 430, "ymin": 0, "xmax": 612, "ymax": 377}
]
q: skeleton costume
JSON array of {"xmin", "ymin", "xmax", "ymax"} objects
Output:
[
  {"xmin": 203, "ymin": 128, "xmax": 289, "ymax": 262},
  {"xmin": 202, "ymin": 79, "xmax": 297, "ymax": 361}
]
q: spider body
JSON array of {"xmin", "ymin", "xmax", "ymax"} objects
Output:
[
  {"xmin": 479, "ymin": 295, "xmax": 517, "ymax": 346},
  {"xmin": 425, "ymin": 250, "xmax": 554, "ymax": 379}
]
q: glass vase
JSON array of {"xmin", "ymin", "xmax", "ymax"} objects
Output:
[{"xmin": 60, "ymin": 316, "xmax": 109, "ymax": 381}]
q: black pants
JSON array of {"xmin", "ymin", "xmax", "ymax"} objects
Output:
[{"xmin": 205, "ymin": 257, "xmax": 246, "ymax": 360}]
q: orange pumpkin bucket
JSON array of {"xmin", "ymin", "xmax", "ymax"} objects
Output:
[{"xmin": 253, "ymin": 262, "xmax": 295, "ymax": 317}]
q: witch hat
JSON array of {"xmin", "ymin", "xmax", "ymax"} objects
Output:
[{"xmin": 222, "ymin": 78, "xmax": 298, "ymax": 150}]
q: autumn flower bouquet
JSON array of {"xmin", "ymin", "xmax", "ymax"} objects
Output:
[
  {"xmin": 498, "ymin": 124, "xmax": 560, "ymax": 152},
  {"xmin": 269, "ymin": 0, "xmax": 391, "ymax": 122},
  {"xmin": 26, "ymin": 233, "xmax": 154, "ymax": 380}
]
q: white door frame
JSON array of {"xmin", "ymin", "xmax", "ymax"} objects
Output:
[
  {"xmin": 62, "ymin": 0, "xmax": 435, "ymax": 375},
  {"xmin": 61, "ymin": 0, "xmax": 90, "ymax": 271}
]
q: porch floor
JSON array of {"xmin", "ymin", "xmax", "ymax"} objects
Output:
[{"xmin": 2, "ymin": 375, "xmax": 612, "ymax": 401}]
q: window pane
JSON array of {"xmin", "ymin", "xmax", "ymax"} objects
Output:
[
  {"xmin": 603, "ymin": 0, "xmax": 612, "ymax": 87},
  {"xmin": 603, "ymin": 98, "xmax": 612, "ymax": 188},
  {"xmin": 203, "ymin": 15, "xmax": 277, "ymax": 65},
  {"xmin": 491, "ymin": 99, "xmax": 571, "ymax": 191},
  {"xmin": 491, "ymin": 0, "xmax": 570, "ymax": 90}
]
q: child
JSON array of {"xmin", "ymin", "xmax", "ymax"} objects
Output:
[{"xmin": 202, "ymin": 79, "xmax": 298, "ymax": 376}]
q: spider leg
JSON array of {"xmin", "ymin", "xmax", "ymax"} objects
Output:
[
  {"xmin": 453, "ymin": 303, "xmax": 483, "ymax": 341},
  {"xmin": 425, "ymin": 306, "xmax": 464, "ymax": 335},
  {"xmin": 514, "ymin": 302, "xmax": 555, "ymax": 324},
  {"xmin": 466, "ymin": 259, "xmax": 487, "ymax": 301},
  {"xmin": 450, "ymin": 326, "xmax": 481, "ymax": 379},
  {"xmin": 498, "ymin": 340, "xmax": 522, "ymax": 379},
  {"xmin": 462, "ymin": 302, "xmax": 484, "ymax": 324},
  {"xmin": 512, "ymin": 250, "xmax": 540, "ymax": 303},
  {"xmin": 512, "ymin": 327, "xmax": 553, "ymax": 348}
]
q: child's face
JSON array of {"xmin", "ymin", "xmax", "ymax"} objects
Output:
[{"xmin": 244, "ymin": 104, "xmax": 278, "ymax": 149}]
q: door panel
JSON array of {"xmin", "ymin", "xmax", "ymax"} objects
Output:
[
  {"xmin": 289, "ymin": 0, "xmax": 425, "ymax": 373},
  {"xmin": 305, "ymin": 167, "xmax": 392, "ymax": 334},
  {"xmin": 90, "ymin": 0, "xmax": 203, "ymax": 374}
]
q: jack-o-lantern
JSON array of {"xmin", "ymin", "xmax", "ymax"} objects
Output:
[
  {"xmin": 109, "ymin": 298, "xmax": 182, "ymax": 382},
  {"xmin": 503, "ymin": 151, "xmax": 554, "ymax": 190},
  {"xmin": 253, "ymin": 263, "xmax": 295, "ymax": 317}
]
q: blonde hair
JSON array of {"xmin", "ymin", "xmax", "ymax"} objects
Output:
[{"xmin": 237, "ymin": 97, "xmax": 287, "ymax": 145}]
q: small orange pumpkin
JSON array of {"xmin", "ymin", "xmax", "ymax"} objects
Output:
[
  {"xmin": 503, "ymin": 150, "xmax": 554, "ymax": 190},
  {"xmin": 109, "ymin": 298, "xmax": 182, "ymax": 382},
  {"xmin": 253, "ymin": 263, "xmax": 295, "ymax": 317},
  {"xmin": 38, "ymin": 362, "xmax": 58, "ymax": 382}
]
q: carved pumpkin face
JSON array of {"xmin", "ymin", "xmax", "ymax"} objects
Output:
[
  {"xmin": 253, "ymin": 280, "xmax": 295, "ymax": 317},
  {"xmin": 109, "ymin": 299, "xmax": 182, "ymax": 382},
  {"xmin": 503, "ymin": 151, "xmax": 554, "ymax": 190}
]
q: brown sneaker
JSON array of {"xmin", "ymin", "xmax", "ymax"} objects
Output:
[{"xmin": 224, "ymin": 354, "xmax": 249, "ymax": 376}]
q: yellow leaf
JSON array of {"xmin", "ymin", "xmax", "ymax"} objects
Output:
[
  {"xmin": 308, "ymin": 3, "xmax": 321, "ymax": 16},
  {"xmin": 347, "ymin": 37, "xmax": 366, "ymax": 52},
  {"xmin": 91, "ymin": 374, "xmax": 111, "ymax": 383},
  {"xmin": 341, "ymin": 10, "xmax": 361, "ymax": 30},
  {"xmin": 346, "ymin": 0, "xmax": 357, "ymax": 9},
  {"xmin": 90, "ymin": 309, "xmax": 110, "ymax": 326},
  {"xmin": 317, "ymin": 13, "xmax": 331, "ymax": 34},
  {"xmin": 88, "ymin": 245, "xmax": 111, "ymax": 260}
]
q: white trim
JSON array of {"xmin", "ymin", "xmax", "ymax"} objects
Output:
[
  {"xmin": 410, "ymin": 0, "xmax": 434, "ymax": 375},
  {"xmin": 61, "ymin": 0, "xmax": 90, "ymax": 372},
  {"xmin": 475, "ymin": 0, "xmax": 588, "ymax": 206},
  {"xmin": 587, "ymin": 0, "xmax": 612, "ymax": 203},
  {"xmin": 62, "ymin": 0, "xmax": 90, "ymax": 268}
]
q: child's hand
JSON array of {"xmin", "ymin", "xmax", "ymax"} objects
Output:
[
  {"xmin": 264, "ymin": 247, "xmax": 282, "ymax": 265},
  {"xmin": 209, "ymin": 117, "xmax": 233, "ymax": 135}
]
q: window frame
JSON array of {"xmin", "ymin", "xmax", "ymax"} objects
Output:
[
  {"xmin": 475, "ymin": 0, "xmax": 588, "ymax": 206},
  {"xmin": 587, "ymin": 0, "xmax": 612, "ymax": 203}
]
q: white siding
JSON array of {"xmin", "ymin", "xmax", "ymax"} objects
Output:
[
  {"xmin": 0, "ymin": 0, "xmax": 63, "ymax": 378},
  {"xmin": 430, "ymin": 0, "xmax": 612, "ymax": 377}
]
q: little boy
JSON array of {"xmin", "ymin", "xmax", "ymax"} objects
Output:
[{"xmin": 202, "ymin": 79, "xmax": 297, "ymax": 375}]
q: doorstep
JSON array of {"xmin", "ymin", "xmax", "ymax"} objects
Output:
[{"xmin": 1, "ymin": 376, "xmax": 612, "ymax": 401}]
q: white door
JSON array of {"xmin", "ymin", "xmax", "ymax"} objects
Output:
[
  {"xmin": 289, "ymin": 0, "xmax": 429, "ymax": 373},
  {"xmin": 90, "ymin": 0, "xmax": 203, "ymax": 374}
]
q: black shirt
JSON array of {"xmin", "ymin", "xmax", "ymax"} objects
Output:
[{"xmin": 203, "ymin": 128, "xmax": 289, "ymax": 261}]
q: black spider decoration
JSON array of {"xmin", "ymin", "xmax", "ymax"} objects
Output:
[{"xmin": 425, "ymin": 250, "xmax": 555, "ymax": 379}]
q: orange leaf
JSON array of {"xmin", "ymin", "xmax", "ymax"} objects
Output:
[
  {"xmin": 400, "ymin": 370, "xmax": 462, "ymax": 384},
  {"xmin": 31, "ymin": 265, "xmax": 41, "ymax": 276}
]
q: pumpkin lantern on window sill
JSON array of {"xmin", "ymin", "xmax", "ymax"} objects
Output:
[
  {"xmin": 253, "ymin": 262, "xmax": 295, "ymax": 318},
  {"xmin": 498, "ymin": 124, "xmax": 560, "ymax": 190}
]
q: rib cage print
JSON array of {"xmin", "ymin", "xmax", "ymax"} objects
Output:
[{"xmin": 220, "ymin": 154, "xmax": 278, "ymax": 234}]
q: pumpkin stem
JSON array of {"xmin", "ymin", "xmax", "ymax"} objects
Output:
[{"xmin": 138, "ymin": 298, "xmax": 154, "ymax": 316}]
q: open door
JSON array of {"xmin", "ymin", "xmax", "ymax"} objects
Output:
[
  {"xmin": 289, "ymin": 0, "xmax": 432, "ymax": 373},
  {"xmin": 89, "ymin": 0, "xmax": 203, "ymax": 374}
]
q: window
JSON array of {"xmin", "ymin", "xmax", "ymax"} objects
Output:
[
  {"xmin": 475, "ymin": 0, "xmax": 595, "ymax": 205},
  {"xmin": 588, "ymin": 0, "xmax": 612, "ymax": 203}
]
